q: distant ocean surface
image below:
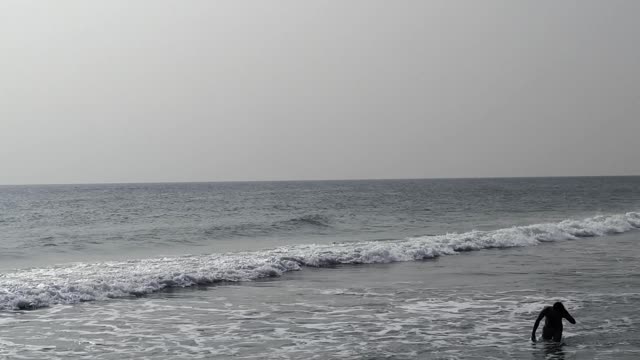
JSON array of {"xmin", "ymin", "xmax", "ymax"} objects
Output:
[{"xmin": 1, "ymin": 177, "xmax": 639, "ymax": 359}]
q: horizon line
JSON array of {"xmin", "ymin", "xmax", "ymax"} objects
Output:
[{"xmin": 1, "ymin": 174, "xmax": 639, "ymax": 187}]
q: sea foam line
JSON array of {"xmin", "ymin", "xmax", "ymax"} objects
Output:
[{"xmin": 0, "ymin": 212, "xmax": 638, "ymax": 310}]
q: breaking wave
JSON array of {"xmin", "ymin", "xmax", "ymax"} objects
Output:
[{"xmin": 1, "ymin": 212, "xmax": 638, "ymax": 310}]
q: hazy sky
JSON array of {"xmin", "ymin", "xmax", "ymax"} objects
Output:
[{"xmin": 1, "ymin": 1, "xmax": 639, "ymax": 184}]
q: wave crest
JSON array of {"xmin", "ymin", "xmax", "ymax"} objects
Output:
[
  {"xmin": 278, "ymin": 214, "xmax": 331, "ymax": 228},
  {"xmin": 1, "ymin": 212, "xmax": 638, "ymax": 310}
]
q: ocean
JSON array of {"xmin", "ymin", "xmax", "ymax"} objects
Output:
[{"xmin": 0, "ymin": 177, "xmax": 639, "ymax": 359}]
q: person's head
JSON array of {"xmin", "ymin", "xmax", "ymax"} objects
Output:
[{"xmin": 553, "ymin": 302, "xmax": 566, "ymax": 312}]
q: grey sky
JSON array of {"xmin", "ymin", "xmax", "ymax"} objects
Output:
[{"xmin": 1, "ymin": 1, "xmax": 639, "ymax": 184}]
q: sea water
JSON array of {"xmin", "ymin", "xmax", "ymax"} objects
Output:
[{"xmin": 0, "ymin": 177, "xmax": 639, "ymax": 359}]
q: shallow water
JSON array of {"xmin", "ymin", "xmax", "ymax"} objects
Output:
[{"xmin": 1, "ymin": 231, "xmax": 638, "ymax": 359}]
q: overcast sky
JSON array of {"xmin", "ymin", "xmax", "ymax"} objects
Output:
[{"xmin": 1, "ymin": 1, "xmax": 638, "ymax": 184}]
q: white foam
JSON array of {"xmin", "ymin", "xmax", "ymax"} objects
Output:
[{"xmin": 0, "ymin": 212, "xmax": 638, "ymax": 310}]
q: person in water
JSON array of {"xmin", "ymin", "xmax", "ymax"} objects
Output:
[{"xmin": 531, "ymin": 301, "xmax": 576, "ymax": 342}]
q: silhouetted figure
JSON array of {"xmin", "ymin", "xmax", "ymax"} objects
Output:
[{"xmin": 531, "ymin": 301, "xmax": 576, "ymax": 342}]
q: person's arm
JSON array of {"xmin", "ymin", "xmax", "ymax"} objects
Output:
[
  {"xmin": 531, "ymin": 309, "xmax": 546, "ymax": 342},
  {"xmin": 563, "ymin": 309, "xmax": 576, "ymax": 324}
]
